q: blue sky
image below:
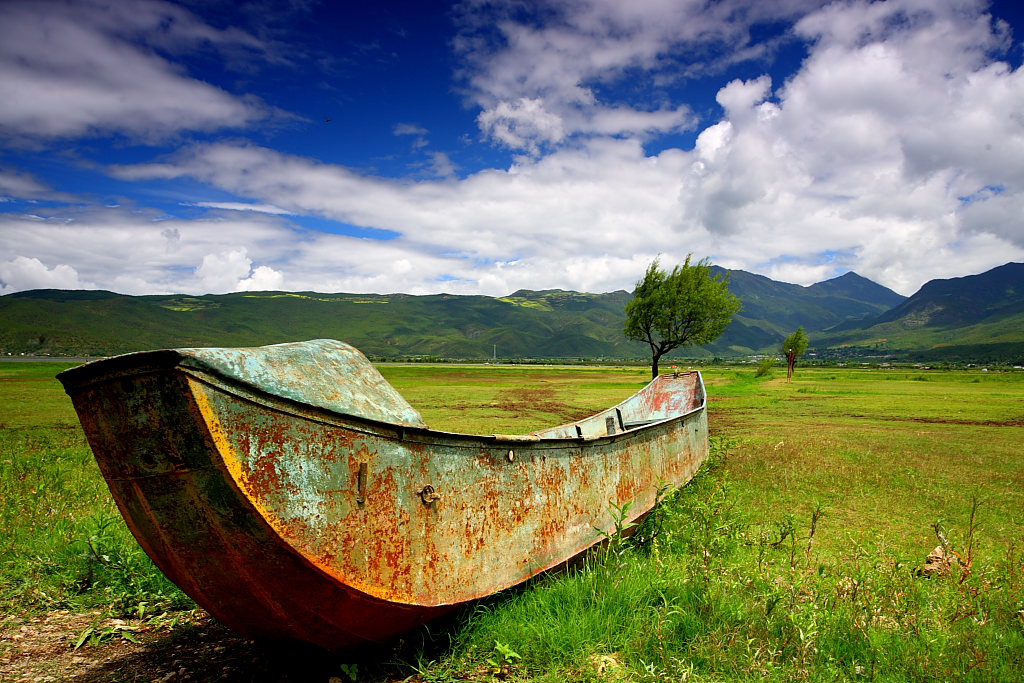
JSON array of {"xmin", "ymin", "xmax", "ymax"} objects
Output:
[{"xmin": 2, "ymin": 0, "xmax": 1023, "ymax": 296}]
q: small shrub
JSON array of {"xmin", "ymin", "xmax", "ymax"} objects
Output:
[{"xmin": 755, "ymin": 355, "xmax": 776, "ymax": 378}]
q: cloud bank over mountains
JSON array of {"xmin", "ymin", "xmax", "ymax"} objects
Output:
[{"xmin": 1, "ymin": 0, "xmax": 1022, "ymax": 297}]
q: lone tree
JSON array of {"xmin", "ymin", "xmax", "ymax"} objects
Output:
[
  {"xmin": 781, "ymin": 326, "xmax": 809, "ymax": 381},
  {"xmin": 624, "ymin": 256, "xmax": 741, "ymax": 378}
]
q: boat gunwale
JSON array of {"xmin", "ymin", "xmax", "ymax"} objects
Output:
[
  {"xmin": 58, "ymin": 350, "xmax": 706, "ymax": 448},
  {"xmin": 151, "ymin": 367, "xmax": 706, "ymax": 450}
]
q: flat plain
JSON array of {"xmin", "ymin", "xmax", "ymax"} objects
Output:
[{"xmin": 1, "ymin": 361, "xmax": 1021, "ymax": 681}]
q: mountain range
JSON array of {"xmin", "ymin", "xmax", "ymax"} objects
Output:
[
  {"xmin": 1, "ymin": 262, "xmax": 1021, "ymax": 363},
  {"xmin": 816, "ymin": 262, "xmax": 1024, "ymax": 362}
]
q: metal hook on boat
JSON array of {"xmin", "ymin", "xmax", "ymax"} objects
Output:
[{"xmin": 418, "ymin": 485, "xmax": 441, "ymax": 506}]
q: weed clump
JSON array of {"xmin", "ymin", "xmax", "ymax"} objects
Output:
[
  {"xmin": 755, "ymin": 355, "xmax": 777, "ymax": 378},
  {"xmin": 0, "ymin": 427, "xmax": 190, "ymax": 618}
]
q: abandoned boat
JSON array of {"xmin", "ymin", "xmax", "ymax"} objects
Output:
[{"xmin": 58, "ymin": 339, "xmax": 708, "ymax": 650}]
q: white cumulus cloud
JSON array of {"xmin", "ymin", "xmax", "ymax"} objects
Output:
[
  {"xmin": 455, "ymin": 0, "xmax": 816, "ymax": 152},
  {"xmin": 0, "ymin": 0, "xmax": 271, "ymax": 143},
  {"xmin": 0, "ymin": 256, "xmax": 93, "ymax": 293}
]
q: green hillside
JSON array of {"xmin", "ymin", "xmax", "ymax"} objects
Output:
[
  {"xmin": 712, "ymin": 268, "xmax": 904, "ymax": 336},
  {"xmin": 0, "ymin": 289, "xmax": 648, "ymax": 359},
  {"xmin": 817, "ymin": 263, "xmax": 1024, "ymax": 362},
  {"xmin": 2, "ymin": 264, "xmax": 1020, "ymax": 362}
]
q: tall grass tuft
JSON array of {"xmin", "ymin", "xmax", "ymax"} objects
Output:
[
  {"xmin": 0, "ymin": 426, "xmax": 189, "ymax": 616},
  {"xmin": 755, "ymin": 355, "xmax": 777, "ymax": 378}
]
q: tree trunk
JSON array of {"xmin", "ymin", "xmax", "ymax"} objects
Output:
[{"xmin": 651, "ymin": 351, "xmax": 662, "ymax": 379}]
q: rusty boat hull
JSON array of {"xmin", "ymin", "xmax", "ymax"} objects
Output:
[{"xmin": 58, "ymin": 339, "xmax": 708, "ymax": 650}]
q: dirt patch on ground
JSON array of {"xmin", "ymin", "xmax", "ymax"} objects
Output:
[
  {"xmin": 492, "ymin": 387, "xmax": 594, "ymax": 425},
  {"xmin": 1, "ymin": 609, "xmax": 436, "ymax": 682}
]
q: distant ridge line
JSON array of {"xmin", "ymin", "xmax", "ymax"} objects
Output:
[{"xmin": 2, "ymin": 263, "xmax": 1021, "ymax": 363}]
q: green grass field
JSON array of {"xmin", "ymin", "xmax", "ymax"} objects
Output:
[{"xmin": 1, "ymin": 361, "xmax": 1022, "ymax": 681}]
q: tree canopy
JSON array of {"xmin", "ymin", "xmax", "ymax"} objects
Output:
[
  {"xmin": 624, "ymin": 256, "xmax": 742, "ymax": 378},
  {"xmin": 781, "ymin": 326, "xmax": 809, "ymax": 381}
]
